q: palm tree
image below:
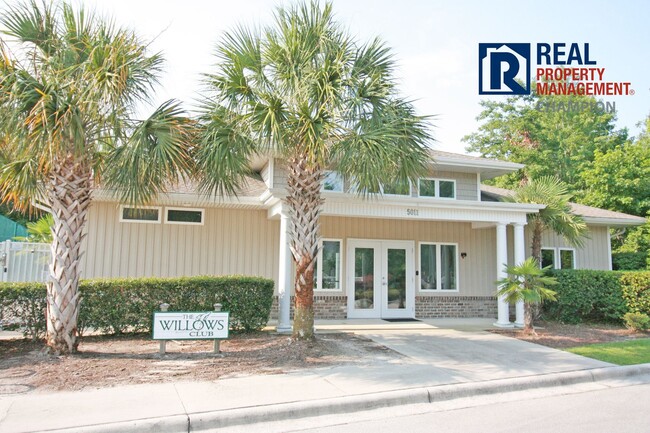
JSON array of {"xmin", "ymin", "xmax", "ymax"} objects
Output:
[
  {"xmin": 497, "ymin": 257, "xmax": 558, "ymax": 333},
  {"xmin": 507, "ymin": 176, "xmax": 588, "ymax": 264},
  {"xmin": 0, "ymin": 1, "xmax": 194, "ymax": 354},
  {"xmin": 14, "ymin": 214, "xmax": 54, "ymax": 243},
  {"xmin": 197, "ymin": 1, "xmax": 432, "ymax": 338}
]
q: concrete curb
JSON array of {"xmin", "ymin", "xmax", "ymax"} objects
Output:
[
  {"xmin": 189, "ymin": 364, "xmax": 650, "ymax": 431},
  {"xmin": 26, "ymin": 364, "xmax": 650, "ymax": 433},
  {"xmin": 44, "ymin": 415, "xmax": 190, "ymax": 433}
]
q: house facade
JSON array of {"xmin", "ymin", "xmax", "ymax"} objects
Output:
[{"xmin": 82, "ymin": 151, "xmax": 645, "ymax": 328}]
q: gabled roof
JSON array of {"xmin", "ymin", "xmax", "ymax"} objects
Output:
[
  {"xmin": 168, "ymin": 175, "xmax": 267, "ymax": 197},
  {"xmin": 481, "ymin": 184, "xmax": 647, "ymax": 227},
  {"xmin": 428, "ymin": 149, "xmax": 524, "ymax": 179}
]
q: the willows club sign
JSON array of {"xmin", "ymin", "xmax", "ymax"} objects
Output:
[{"xmin": 153, "ymin": 311, "xmax": 229, "ymax": 340}]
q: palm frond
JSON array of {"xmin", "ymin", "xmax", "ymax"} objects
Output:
[
  {"xmin": 102, "ymin": 100, "xmax": 195, "ymax": 205},
  {"xmin": 195, "ymin": 104, "xmax": 256, "ymax": 197},
  {"xmin": 506, "ymin": 176, "xmax": 589, "ymax": 247},
  {"xmin": 333, "ymin": 99, "xmax": 432, "ymax": 196}
]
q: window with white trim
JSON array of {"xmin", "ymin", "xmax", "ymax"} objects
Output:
[
  {"xmin": 418, "ymin": 178, "xmax": 456, "ymax": 199},
  {"xmin": 540, "ymin": 247, "xmax": 575, "ymax": 270},
  {"xmin": 165, "ymin": 207, "xmax": 204, "ymax": 225},
  {"xmin": 120, "ymin": 206, "xmax": 161, "ymax": 223},
  {"xmin": 313, "ymin": 240, "xmax": 342, "ymax": 290},
  {"xmin": 541, "ymin": 248, "xmax": 556, "ymax": 269},
  {"xmin": 419, "ymin": 243, "xmax": 458, "ymax": 291},
  {"xmin": 382, "ymin": 180, "xmax": 411, "ymax": 196},
  {"xmin": 322, "ymin": 171, "xmax": 344, "ymax": 192},
  {"xmin": 559, "ymin": 248, "xmax": 575, "ymax": 269}
]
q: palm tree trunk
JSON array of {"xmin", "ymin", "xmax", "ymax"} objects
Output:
[
  {"xmin": 523, "ymin": 302, "xmax": 534, "ymax": 334},
  {"xmin": 531, "ymin": 220, "xmax": 543, "ymax": 265},
  {"xmin": 45, "ymin": 155, "xmax": 92, "ymax": 354},
  {"xmin": 285, "ymin": 155, "xmax": 323, "ymax": 339}
]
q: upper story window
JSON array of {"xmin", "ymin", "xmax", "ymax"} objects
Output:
[
  {"xmin": 120, "ymin": 206, "xmax": 161, "ymax": 223},
  {"xmin": 382, "ymin": 180, "xmax": 411, "ymax": 196},
  {"xmin": 418, "ymin": 178, "xmax": 456, "ymax": 199},
  {"xmin": 322, "ymin": 171, "xmax": 344, "ymax": 192},
  {"xmin": 165, "ymin": 207, "xmax": 204, "ymax": 225},
  {"xmin": 348, "ymin": 179, "xmax": 410, "ymax": 196}
]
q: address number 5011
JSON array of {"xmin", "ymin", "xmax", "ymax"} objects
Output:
[{"xmin": 406, "ymin": 208, "xmax": 419, "ymax": 216}]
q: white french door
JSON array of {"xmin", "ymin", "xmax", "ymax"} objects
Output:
[{"xmin": 347, "ymin": 240, "xmax": 415, "ymax": 319}]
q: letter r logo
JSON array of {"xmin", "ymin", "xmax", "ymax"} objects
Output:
[{"xmin": 479, "ymin": 43, "xmax": 531, "ymax": 95}]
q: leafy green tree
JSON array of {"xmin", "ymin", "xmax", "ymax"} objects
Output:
[
  {"xmin": 463, "ymin": 90, "xmax": 627, "ymax": 192},
  {"xmin": 580, "ymin": 117, "xmax": 650, "ymax": 255},
  {"xmin": 580, "ymin": 118, "xmax": 650, "ymax": 217},
  {"xmin": 14, "ymin": 214, "xmax": 54, "ymax": 243},
  {"xmin": 0, "ymin": 1, "xmax": 194, "ymax": 353},
  {"xmin": 506, "ymin": 176, "xmax": 589, "ymax": 263},
  {"xmin": 197, "ymin": 1, "xmax": 432, "ymax": 338},
  {"xmin": 0, "ymin": 202, "xmax": 37, "ymax": 226},
  {"xmin": 497, "ymin": 257, "xmax": 558, "ymax": 334}
]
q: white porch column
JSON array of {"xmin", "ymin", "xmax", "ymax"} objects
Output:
[
  {"xmin": 494, "ymin": 222, "xmax": 511, "ymax": 327},
  {"xmin": 276, "ymin": 211, "xmax": 292, "ymax": 333},
  {"xmin": 513, "ymin": 223, "xmax": 526, "ymax": 327}
]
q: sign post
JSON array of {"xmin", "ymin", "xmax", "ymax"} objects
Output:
[{"xmin": 159, "ymin": 303, "xmax": 170, "ymax": 355}]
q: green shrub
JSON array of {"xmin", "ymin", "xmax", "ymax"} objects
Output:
[
  {"xmin": 0, "ymin": 282, "xmax": 47, "ymax": 340},
  {"xmin": 544, "ymin": 270, "xmax": 627, "ymax": 323},
  {"xmin": 620, "ymin": 272, "xmax": 650, "ymax": 315},
  {"xmin": 612, "ymin": 252, "xmax": 648, "ymax": 271},
  {"xmin": 0, "ymin": 275, "xmax": 274, "ymax": 338},
  {"xmin": 623, "ymin": 312, "xmax": 650, "ymax": 331}
]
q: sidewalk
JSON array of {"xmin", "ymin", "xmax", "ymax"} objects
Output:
[{"xmin": 1, "ymin": 320, "xmax": 648, "ymax": 432}]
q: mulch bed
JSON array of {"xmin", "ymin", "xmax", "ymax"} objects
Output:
[
  {"xmin": 0, "ymin": 331, "xmax": 397, "ymax": 395},
  {"xmin": 490, "ymin": 321, "xmax": 649, "ymax": 349}
]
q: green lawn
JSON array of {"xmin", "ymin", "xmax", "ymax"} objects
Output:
[{"xmin": 567, "ymin": 338, "xmax": 650, "ymax": 365}]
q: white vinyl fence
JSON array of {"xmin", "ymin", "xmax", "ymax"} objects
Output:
[{"xmin": 0, "ymin": 240, "xmax": 50, "ymax": 283}]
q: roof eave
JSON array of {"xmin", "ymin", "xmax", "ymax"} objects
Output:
[{"xmin": 583, "ymin": 217, "xmax": 647, "ymax": 227}]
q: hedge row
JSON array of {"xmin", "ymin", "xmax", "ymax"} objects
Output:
[
  {"xmin": 612, "ymin": 252, "xmax": 648, "ymax": 271},
  {"xmin": 0, "ymin": 276, "xmax": 274, "ymax": 339},
  {"xmin": 544, "ymin": 270, "xmax": 650, "ymax": 324}
]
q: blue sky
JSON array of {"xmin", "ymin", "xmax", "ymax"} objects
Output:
[{"xmin": 81, "ymin": 0, "xmax": 649, "ymax": 153}]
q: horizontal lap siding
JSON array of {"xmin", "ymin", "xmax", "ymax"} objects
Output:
[
  {"xmin": 81, "ymin": 202, "xmax": 279, "ymax": 281},
  {"xmin": 320, "ymin": 217, "xmax": 496, "ymax": 297}
]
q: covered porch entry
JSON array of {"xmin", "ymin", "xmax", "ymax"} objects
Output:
[{"xmin": 271, "ymin": 196, "xmax": 543, "ymax": 331}]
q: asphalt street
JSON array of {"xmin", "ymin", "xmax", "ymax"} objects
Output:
[{"xmin": 290, "ymin": 382, "xmax": 650, "ymax": 433}]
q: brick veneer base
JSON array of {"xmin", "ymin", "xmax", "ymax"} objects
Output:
[
  {"xmin": 271, "ymin": 295, "xmax": 496, "ymax": 320},
  {"xmin": 415, "ymin": 296, "xmax": 497, "ymax": 318},
  {"xmin": 271, "ymin": 295, "xmax": 348, "ymax": 320}
]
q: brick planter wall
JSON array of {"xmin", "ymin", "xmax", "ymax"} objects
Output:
[
  {"xmin": 271, "ymin": 295, "xmax": 496, "ymax": 320},
  {"xmin": 415, "ymin": 296, "xmax": 497, "ymax": 318},
  {"xmin": 271, "ymin": 295, "xmax": 348, "ymax": 320}
]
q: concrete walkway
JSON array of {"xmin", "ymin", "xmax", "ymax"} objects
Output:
[{"xmin": 0, "ymin": 319, "xmax": 638, "ymax": 433}]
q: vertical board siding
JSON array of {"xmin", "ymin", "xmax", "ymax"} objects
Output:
[
  {"xmin": 426, "ymin": 169, "xmax": 479, "ymax": 201},
  {"xmin": 82, "ymin": 202, "xmax": 279, "ymax": 282},
  {"xmin": 320, "ymin": 216, "xmax": 497, "ymax": 297},
  {"xmin": 260, "ymin": 161, "xmax": 271, "ymax": 187},
  {"xmin": 529, "ymin": 225, "xmax": 610, "ymax": 270},
  {"xmin": 273, "ymin": 159, "xmax": 289, "ymax": 189}
]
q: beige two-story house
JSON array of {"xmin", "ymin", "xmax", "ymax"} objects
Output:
[{"xmin": 84, "ymin": 150, "xmax": 645, "ymax": 328}]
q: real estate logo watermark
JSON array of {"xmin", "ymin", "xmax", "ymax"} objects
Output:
[
  {"xmin": 536, "ymin": 100, "xmax": 616, "ymax": 114},
  {"xmin": 478, "ymin": 43, "xmax": 634, "ymax": 107},
  {"xmin": 479, "ymin": 43, "xmax": 531, "ymax": 95}
]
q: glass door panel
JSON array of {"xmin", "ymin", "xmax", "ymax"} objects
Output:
[
  {"xmin": 386, "ymin": 248, "xmax": 406, "ymax": 310},
  {"xmin": 354, "ymin": 247, "xmax": 375, "ymax": 310}
]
